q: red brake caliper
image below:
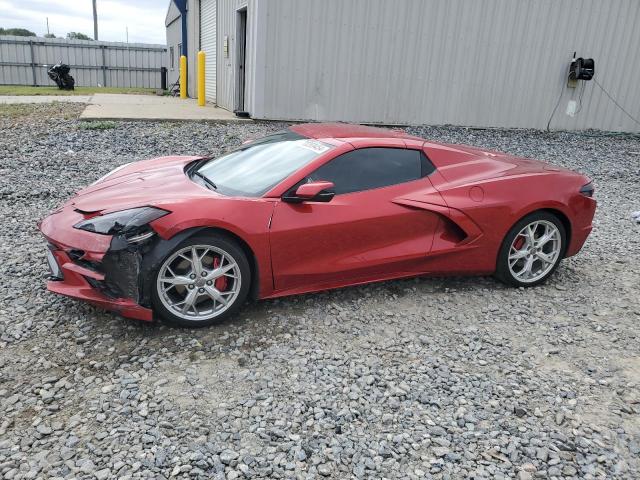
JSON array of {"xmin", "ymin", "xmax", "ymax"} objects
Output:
[
  {"xmin": 212, "ymin": 256, "xmax": 228, "ymax": 291},
  {"xmin": 513, "ymin": 236, "xmax": 525, "ymax": 250}
]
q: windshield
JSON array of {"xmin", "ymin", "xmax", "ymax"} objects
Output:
[{"xmin": 194, "ymin": 131, "xmax": 333, "ymax": 197}]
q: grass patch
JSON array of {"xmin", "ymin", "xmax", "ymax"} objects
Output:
[
  {"xmin": 0, "ymin": 86, "xmax": 157, "ymax": 96},
  {"xmin": 79, "ymin": 121, "xmax": 118, "ymax": 130},
  {"xmin": 0, "ymin": 103, "xmax": 84, "ymax": 120},
  {"xmin": 0, "ymin": 104, "xmax": 36, "ymax": 118}
]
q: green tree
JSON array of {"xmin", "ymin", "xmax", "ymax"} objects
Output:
[
  {"xmin": 0, "ymin": 27, "xmax": 36, "ymax": 36},
  {"xmin": 67, "ymin": 32, "xmax": 93, "ymax": 40}
]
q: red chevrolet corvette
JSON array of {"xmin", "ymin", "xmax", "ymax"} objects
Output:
[{"xmin": 39, "ymin": 123, "xmax": 596, "ymax": 327}]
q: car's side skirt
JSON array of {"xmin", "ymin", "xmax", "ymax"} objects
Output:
[{"xmin": 260, "ymin": 254, "xmax": 494, "ymax": 300}]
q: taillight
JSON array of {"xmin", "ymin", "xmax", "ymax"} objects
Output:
[{"xmin": 580, "ymin": 182, "xmax": 594, "ymax": 197}]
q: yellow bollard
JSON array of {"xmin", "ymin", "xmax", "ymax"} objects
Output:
[
  {"xmin": 179, "ymin": 55, "xmax": 187, "ymax": 99},
  {"xmin": 197, "ymin": 51, "xmax": 205, "ymax": 106}
]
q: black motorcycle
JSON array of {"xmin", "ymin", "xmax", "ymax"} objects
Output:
[{"xmin": 47, "ymin": 62, "xmax": 75, "ymax": 90}]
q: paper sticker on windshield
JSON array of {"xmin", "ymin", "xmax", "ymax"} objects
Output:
[{"xmin": 299, "ymin": 139, "xmax": 331, "ymax": 154}]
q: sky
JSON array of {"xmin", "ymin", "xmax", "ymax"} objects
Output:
[{"xmin": 0, "ymin": 0, "xmax": 167, "ymax": 44}]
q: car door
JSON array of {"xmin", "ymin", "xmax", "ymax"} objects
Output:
[{"xmin": 269, "ymin": 146, "xmax": 442, "ymax": 292}]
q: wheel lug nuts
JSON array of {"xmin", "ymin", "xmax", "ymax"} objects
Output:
[
  {"xmin": 201, "ymin": 272, "xmax": 207, "ymax": 277},
  {"xmin": 190, "ymin": 274, "xmax": 196, "ymax": 279},
  {"xmin": 206, "ymin": 280, "xmax": 212, "ymax": 285},
  {"xmin": 188, "ymin": 285, "xmax": 194, "ymax": 289},
  {"xmin": 198, "ymin": 288, "xmax": 204, "ymax": 293}
]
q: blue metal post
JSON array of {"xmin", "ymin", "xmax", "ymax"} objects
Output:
[{"xmin": 172, "ymin": 0, "xmax": 188, "ymax": 57}]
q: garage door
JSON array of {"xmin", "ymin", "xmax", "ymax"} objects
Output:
[{"xmin": 200, "ymin": 0, "xmax": 217, "ymax": 103}]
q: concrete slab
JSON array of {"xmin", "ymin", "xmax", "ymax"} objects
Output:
[
  {"xmin": 0, "ymin": 95, "xmax": 92, "ymax": 104},
  {"xmin": 0, "ymin": 93, "xmax": 248, "ymax": 122},
  {"xmin": 80, "ymin": 94, "xmax": 248, "ymax": 122}
]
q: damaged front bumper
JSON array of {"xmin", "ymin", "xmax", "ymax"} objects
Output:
[{"xmin": 39, "ymin": 206, "xmax": 154, "ymax": 321}]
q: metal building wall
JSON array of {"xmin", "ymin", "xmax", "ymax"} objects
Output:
[
  {"xmin": 166, "ymin": 2, "xmax": 182, "ymax": 88},
  {"xmin": 216, "ymin": 0, "xmax": 258, "ymax": 112},
  {"xmin": 0, "ymin": 36, "xmax": 167, "ymax": 89},
  {"xmin": 200, "ymin": 0, "xmax": 218, "ymax": 103},
  {"xmin": 254, "ymin": 0, "xmax": 640, "ymax": 132},
  {"xmin": 186, "ymin": 0, "xmax": 201, "ymax": 98}
]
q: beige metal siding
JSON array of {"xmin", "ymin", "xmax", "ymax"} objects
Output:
[
  {"xmin": 216, "ymin": 0, "xmax": 254, "ymax": 112},
  {"xmin": 254, "ymin": 0, "xmax": 640, "ymax": 132},
  {"xmin": 166, "ymin": 17, "xmax": 181, "ymax": 87},
  {"xmin": 200, "ymin": 0, "xmax": 217, "ymax": 102},
  {"xmin": 165, "ymin": 2, "xmax": 181, "ymax": 26}
]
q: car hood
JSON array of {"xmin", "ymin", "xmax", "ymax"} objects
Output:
[{"xmin": 69, "ymin": 156, "xmax": 217, "ymax": 213}]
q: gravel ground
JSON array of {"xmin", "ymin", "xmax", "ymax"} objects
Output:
[{"xmin": 0, "ymin": 104, "xmax": 639, "ymax": 480}]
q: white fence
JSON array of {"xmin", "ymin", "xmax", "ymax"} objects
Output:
[{"xmin": 0, "ymin": 35, "xmax": 167, "ymax": 89}]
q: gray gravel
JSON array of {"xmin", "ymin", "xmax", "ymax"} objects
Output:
[{"xmin": 0, "ymin": 103, "xmax": 639, "ymax": 479}]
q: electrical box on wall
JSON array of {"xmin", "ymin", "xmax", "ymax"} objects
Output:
[{"xmin": 568, "ymin": 54, "xmax": 595, "ymax": 87}]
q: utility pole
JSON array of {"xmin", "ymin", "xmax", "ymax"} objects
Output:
[
  {"xmin": 46, "ymin": 17, "xmax": 50, "ymax": 36},
  {"xmin": 92, "ymin": 0, "xmax": 98, "ymax": 40},
  {"xmin": 126, "ymin": 26, "xmax": 129, "ymax": 43}
]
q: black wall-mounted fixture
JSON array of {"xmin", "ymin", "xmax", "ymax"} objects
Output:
[{"xmin": 569, "ymin": 54, "xmax": 595, "ymax": 81}]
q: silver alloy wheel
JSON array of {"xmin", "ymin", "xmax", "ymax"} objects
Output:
[
  {"xmin": 508, "ymin": 220, "xmax": 562, "ymax": 283},
  {"xmin": 156, "ymin": 245, "xmax": 242, "ymax": 321}
]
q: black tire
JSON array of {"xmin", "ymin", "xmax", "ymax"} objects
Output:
[
  {"xmin": 151, "ymin": 234, "xmax": 251, "ymax": 328},
  {"xmin": 64, "ymin": 75, "xmax": 75, "ymax": 90},
  {"xmin": 495, "ymin": 211, "xmax": 567, "ymax": 287}
]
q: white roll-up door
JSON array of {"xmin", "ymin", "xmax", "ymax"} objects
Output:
[{"xmin": 200, "ymin": 0, "xmax": 217, "ymax": 103}]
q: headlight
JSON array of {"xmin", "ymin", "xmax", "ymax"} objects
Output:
[
  {"xmin": 90, "ymin": 162, "xmax": 132, "ymax": 186},
  {"xmin": 73, "ymin": 207, "xmax": 169, "ymax": 235},
  {"xmin": 579, "ymin": 182, "xmax": 595, "ymax": 198}
]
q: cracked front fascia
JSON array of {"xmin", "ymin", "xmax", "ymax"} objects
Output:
[
  {"xmin": 101, "ymin": 228, "xmax": 209, "ymax": 309},
  {"xmin": 101, "ymin": 234, "xmax": 146, "ymax": 304},
  {"xmin": 102, "ymin": 235, "xmax": 151, "ymax": 305}
]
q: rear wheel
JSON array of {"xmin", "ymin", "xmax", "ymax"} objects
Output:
[
  {"xmin": 495, "ymin": 211, "xmax": 566, "ymax": 287},
  {"xmin": 151, "ymin": 235, "xmax": 250, "ymax": 327}
]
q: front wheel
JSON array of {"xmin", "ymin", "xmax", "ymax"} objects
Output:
[
  {"xmin": 495, "ymin": 212, "xmax": 567, "ymax": 287},
  {"xmin": 151, "ymin": 235, "xmax": 251, "ymax": 327}
]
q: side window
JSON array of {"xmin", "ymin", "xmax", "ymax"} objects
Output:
[
  {"xmin": 309, "ymin": 148, "xmax": 430, "ymax": 195},
  {"xmin": 169, "ymin": 46, "xmax": 175, "ymax": 70}
]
